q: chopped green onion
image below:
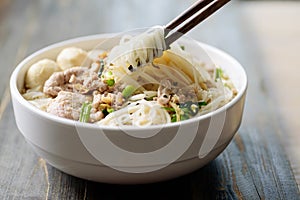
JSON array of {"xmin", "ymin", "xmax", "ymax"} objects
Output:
[
  {"xmin": 107, "ymin": 71, "xmax": 113, "ymax": 76},
  {"xmin": 122, "ymin": 85, "xmax": 136, "ymax": 99},
  {"xmin": 98, "ymin": 59, "xmax": 105, "ymax": 78},
  {"xmin": 171, "ymin": 114, "xmax": 177, "ymax": 122},
  {"xmin": 179, "ymin": 101, "xmax": 193, "ymax": 108},
  {"xmin": 178, "ymin": 101, "xmax": 207, "ymax": 117},
  {"xmin": 163, "ymin": 107, "xmax": 175, "ymax": 112},
  {"xmin": 198, "ymin": 101, "xmax": 207, "ymax": 107},
  {"xmin": 107, "ymin": 108, "xmax": 114, "ymax": 113},
  {"xmin": 181, "ymin": 107, "xmax": 190, "ymax": 114},
  {"xmin": 144, "ymin": 92, "xmax": 157, "ymax": 101},
  {"xmin": 106, "ymin": 79, "xmax": 115, "ymax": 86},
  {"xmin": 215, "ymin": 68, "xmax": 223, "ymax": 81},
  {"xmin": 79, "ymin": 102, "xmax": 92, "ymax": 123},
  {"xmin": 179, "ymin": 104, "xmax": 197, "ymax": 117},
  {"xmin": 102, "ymin": 109, "xmax": 108, "ymax": 117},
  {"xmin": 144, "ymin": 97, "xmax": 154, "ymax": 101},
  {"xmin": 180, "ymin": 45, "xmax": 185, "ymax": 51},
  {"xmin": 180, "ymin": 114, "xmax": 189, "ymax": 121},
  {"xmin": 102, "ymin": 107, "xmax": 114, "ymax": 117}
]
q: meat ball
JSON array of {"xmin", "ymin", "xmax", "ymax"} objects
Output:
[
  {"xmin": 57, "ymin": 47, "xmax": 91, "ymax": 70},
  {"xmin": 25, "ymin": 59, "xmax": 61, "ymax": 91}
]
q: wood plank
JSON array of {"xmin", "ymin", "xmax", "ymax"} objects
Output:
[
  {"xmin": 0, "ymin": 0, "xmax": 32, "ymax": 101},
  {"xmin": 241, "ymin": 2, "xmax": 300, "ymax": 188},
  {"xmin": 0, "ymin": 103, "xmax": 49, "ymax": 199}
]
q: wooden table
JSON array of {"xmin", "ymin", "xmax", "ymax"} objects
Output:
[{"xmin": 1, "ymin": 0, "xmax": 300, "ymax": 199}]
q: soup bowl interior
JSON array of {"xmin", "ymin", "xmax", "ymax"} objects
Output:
[{"xmin": 10, "ymin": 33, "xmax": 247, "ymax": 184}]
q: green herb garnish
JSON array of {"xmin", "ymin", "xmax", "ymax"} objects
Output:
[
  {"xmin": 107, "ymin": 108, "xmax": 114, "ymax": 113},
  {"xmin": 144, "ymin": 97, "xmax": 154, "ymax": 101},
  {"xmin": 215, "ymin": 68, "xmax": 223, "ymax": 81},
  {"xmin": 171, "ymin": 114, "xmax": 177, "ymax": 122},
  {"xmin": 98, "ymin": 59, "xmax": 105, "ymax": 78},
  {"xmin": 79, "ymin": 102, "xmax": 92, "ymax": 123},
  {"xmin": 102, "ymin": 107, "xmax": 114, "ymax": 117},
  {"xmin": 106, "ymin": 79, "xmax": 115, "ymax": 86},
  {"xmin": 163, "ymin": 107, "xmax": 175, "ymax": 112},
  {"xmin": 180, "ymin": 114, "xmax": 190, "ymax": 121},
  {"xmin": 107, "ymin": 71, "xmax": 113, "ymax": 76},
  {"xmin": 198, "ymin": 101, "xmax": 207, "ymax": 107},
  {"xmin": 177, "ymin": 101, "xmax": 208, "ymax": 120},
  {"xmin": 122, "ymin": 85, "xmax": 136, "ymax": 99},
  {"xmin": 102, "ymin": 109, "xmax": 108, "ymax": 117}
]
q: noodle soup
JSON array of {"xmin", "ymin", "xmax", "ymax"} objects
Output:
[{"xmin": 22, "ymin": 27, "xmax": 237, "ymax": 127}]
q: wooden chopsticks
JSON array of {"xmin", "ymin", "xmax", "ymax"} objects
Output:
[{"xmin": 165, "ymin": 0, "xmax": 231, "ymax": 47}]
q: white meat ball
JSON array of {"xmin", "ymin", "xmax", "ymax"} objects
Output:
[
  {"xmin": 25, "ymin": 59, "xmax": 61, "ymax": 91},
  {"xmin": 56, "ymin": 47, "xmax": 90, "ymax": 70}
]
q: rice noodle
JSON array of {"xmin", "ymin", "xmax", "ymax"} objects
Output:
[
  {"xmin": 97, "ymin": 100, "xmax": 170, "ymax": 126},
  {"xmin": 106, "ymin": 26, "xmax": 166, "ymax": 72}
]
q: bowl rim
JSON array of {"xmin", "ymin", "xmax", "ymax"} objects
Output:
[{"xmin": 10, "ymin": 33, "xmax": 248, "ymax": 131}]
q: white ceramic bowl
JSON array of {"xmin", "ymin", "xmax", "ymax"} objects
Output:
[{"xmin": 10, "ymin": 33, "xmax": 247, "ymax": 184}]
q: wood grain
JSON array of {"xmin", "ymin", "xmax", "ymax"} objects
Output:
[
  {"xmin": 241, "ymin": 2, "xmax": 300, "ymax": 188},
  {"xmin": 0, "ymin": 0, "xmax": 299, "ymax": 199}
]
